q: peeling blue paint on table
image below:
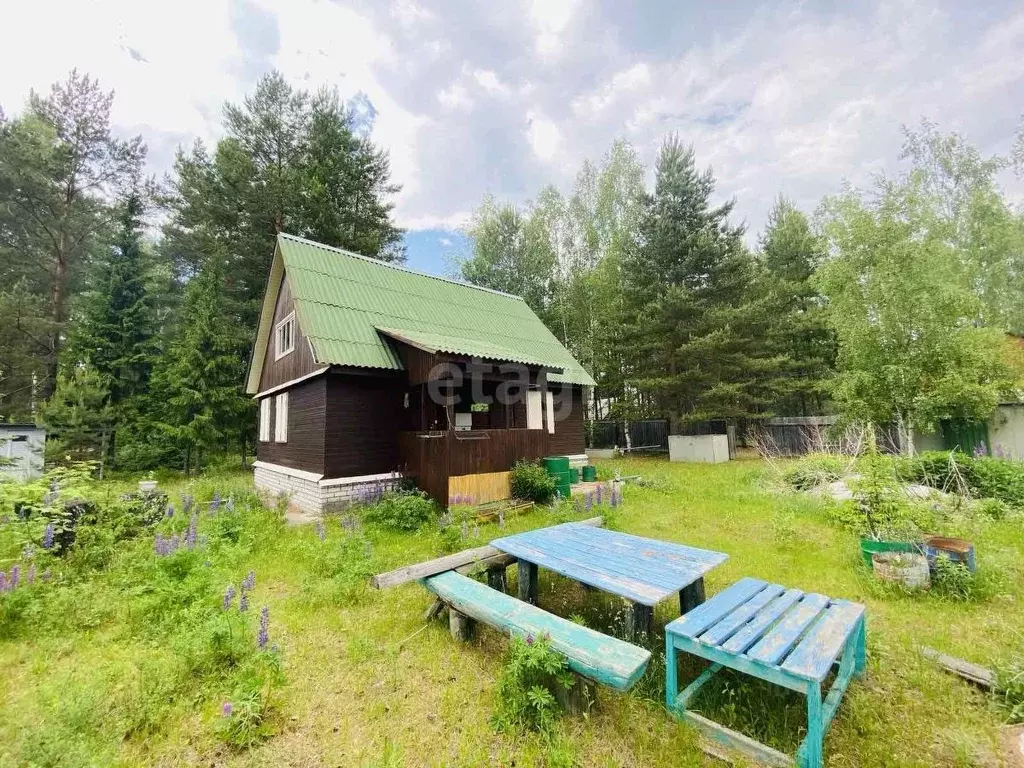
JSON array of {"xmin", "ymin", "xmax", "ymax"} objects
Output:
[
  {"xmin": 665, "ymin": 577, "xmax": 866, "ymax": 768},
  {"xmin": 491, "ymin": 522, "xmax": 728, "ymax": 638}
]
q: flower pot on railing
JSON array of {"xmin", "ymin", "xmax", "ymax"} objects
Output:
[
  {"xmin": 872, "ymin": 552, "xmax": 931, "ymax": 590},
  {"xmin": 859, "ymin": 538, "xmax": 916, "ymax": 568}
]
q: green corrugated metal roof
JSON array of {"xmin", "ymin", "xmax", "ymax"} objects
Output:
[{"xmin": 278, "ymin": 234, "xmax": 595, "ymax": 386}]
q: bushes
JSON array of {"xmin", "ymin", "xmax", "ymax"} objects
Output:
[
  {"xmin": 360, "ymin": 489, "xmax": 437, "ymax": 531},
  {"xmin": 899, "ymin": 451, "xmax": 1024, "ymax": 508},
  {"xmin": 510, "ymin": 461, "xmax": 557, "ymax": 505},
  {"xmin": 781, "ymin": 453, "xmax": 847, "ymax": 490}
]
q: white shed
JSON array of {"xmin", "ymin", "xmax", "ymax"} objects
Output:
[{"xmin": 0, "ymin": 424, "xmax": 45, "ymax": 481}]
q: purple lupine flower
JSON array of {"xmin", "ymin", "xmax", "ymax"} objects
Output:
[
  {"xmin": 185, "ymin": 514, "xmax": 198, "ymax": 549},
  {"xmin": 27, "ymin": 564, "xmax": 36, "ymax": 585},
  {"xmin": 525, "ymin": 633, "xmax": 534, "ymax": 646},
  {"xmin": 42, "ymin": 522, "xmax": 54, "ymax": 550},
  {"xmin": 239, "ymin": 593, "xmax": 249, "ymax": 612},
  {"xmin": 973, "ymin": 442, "xmax": 988, "ymax": 458},
  {"xmin": 10, "ymin": 565, "xmax": 19, "ymax": 589},
  {"xmin": 222, "ymin": 702, "xmax": 233, "ymax": 717},
  {"xmin": 210, "ymin": 491, "xmax": 222, "ymax": 513},
  {"xmin": 610, "ymin": 485, "xmax": 619, "ymax": 508},
  {"xmin": 223, "ymin": 585, "xmax": 236, "ymax": 611},
  {"xmin": 315, "ymin": 519, "xmax": 326, "ymax": 541},
  {"xmin": 154, "ymin": 534, "xmax": 165, "ymax": 555},
  {"xmin": 585, "ymin": 492, "xmax": 593, "ymax": 511},
  {"xmin": 165, "ymin": 503, "xmax": 175, "ymax": 519},
  {"xmin": 257, "ymin": 606, "xmax": 270, "ymax": 649},
  {"xmin": 0, "ymin": 572, "xmax": 7, "ymax": 593},
  {"xmin": 242, "ymin": 570, "xmax": 255, "ymax": 592},
  {"xmin": 596, "ymin": 484, "xmax": 603, "ymax": 505}
]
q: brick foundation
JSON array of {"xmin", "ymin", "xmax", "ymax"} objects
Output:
[{"xmin": 253, "ymin": 461, "xmax": 403, "ymax": 514}]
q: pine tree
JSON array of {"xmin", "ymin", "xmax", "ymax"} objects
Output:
[
  {"xmin": 151, "ymin": 252, "xmax": 252, "ymax": 472},
  {"xmin": 39, "ymin": 365, "xmax": 115, "ymax": 467},
  {"xmin": 756, "ymin": 198, "xmax": 835, "ymax": 415},
  {"xmin": 622, "ymin": 136, "xmax": 780, "ymax": 425}
]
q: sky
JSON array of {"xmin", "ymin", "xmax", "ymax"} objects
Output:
[{"xmin": 1, "ymin": 0, "xmax": 1023, "ymax": 276}]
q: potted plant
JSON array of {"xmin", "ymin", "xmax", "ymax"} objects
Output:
[{"xmin": 852, "ymin": 450, "xmax": 919, "ymax": 567}]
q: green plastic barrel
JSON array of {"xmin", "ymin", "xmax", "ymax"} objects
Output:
[
  {"xmin": 569, "ymin": 467, "xmax": 580, "ymax": 484},
  {"xmin": 581, "ymin": 465, "xmax": 597, "ymax": 482},
  {"xmin": 542, "ymin": 456, "xmax": 572, "ymax": 498}
]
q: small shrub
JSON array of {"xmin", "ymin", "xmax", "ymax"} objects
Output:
[
  {"xmin": 492, "ymin": 634, "xmax": 573, "ymax": 733},
  {"xmin": 360, "ymin": 490, "xmax": 437, "ymax": 531},
  {"xmin": 509, "ymin": 461, "xmax": 557, "ymax": 505},
  {"xmin": 975, "ymin": 497, "xmax": 1012, "ymax": 520},
  {"xmin": 782, "ymin": 453, "xmax": 847, "ymax": 490},
  {"xmin": 216, "ymin": 650, "xmax": 285, "ymax": 748}
]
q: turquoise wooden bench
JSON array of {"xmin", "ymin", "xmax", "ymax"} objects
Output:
[
  {"xmin": 665, "ymin": 577, "xmax": 866, "ymax": 768},
  {"xmin": 424, "ymin": 570, "xmax": 651, "ymax": 693}
]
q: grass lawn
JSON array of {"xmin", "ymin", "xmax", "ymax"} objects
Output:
[{"xmin": 2, "ymin": 457, "xmax": 1021, "ymax": 767}]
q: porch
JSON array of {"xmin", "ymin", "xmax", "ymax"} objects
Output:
[{"xmin": 399, "ymin": 428, "xmax": 550, "ymax": 505}]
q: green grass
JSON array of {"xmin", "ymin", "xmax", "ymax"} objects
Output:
[{"xmin": 1, "ymin": 457, "xmax": 1021, "ymax": 766}]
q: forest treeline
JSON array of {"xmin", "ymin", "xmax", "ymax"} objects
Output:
[{"xmin": 1, "ymin": 69, "xmax": 1022, "ymax": 470}]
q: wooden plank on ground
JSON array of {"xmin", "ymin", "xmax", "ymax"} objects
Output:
[
  {"xmin": 919, "ymin": 646, "xmax": 996, "ymax": 690},
  {"xmin": 371, "ymin": 516, "xmax": 604, "ymax": 589}
]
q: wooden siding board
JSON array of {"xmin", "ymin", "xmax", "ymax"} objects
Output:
[
  {"xmin": 549, "ymin": 384, "xmax": 586, "ymax": 455},
  {"xmin": 324, "ymin": 372, "xmax": 405, "ymax": 479},
  {"xmin": 256, "ymin": 376, "xmax": 326, "ymax": 474},
  {"xmin": 259, "ymin": 275, "xmax": 319, "ymax": 391}
]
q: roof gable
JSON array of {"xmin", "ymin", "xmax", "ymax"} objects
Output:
[{"xmin": 246, "ymin": 234, "xmax": 594, "ymax": 393}]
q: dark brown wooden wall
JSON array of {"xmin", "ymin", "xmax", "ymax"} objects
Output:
[
  {"xmin": 324, "ymin": 373, "xmax": 405, "ymax": 478},
  {"xmin": 258, "ymin": 275, "xmax": 320, "ymax": 391},
  {"xmin": 548, "ymin": 384, "xmax": 586, "ymax": 455},
  {"xmin": 256, "ymin": 376, "xmax": 326, "ymax": 474}
]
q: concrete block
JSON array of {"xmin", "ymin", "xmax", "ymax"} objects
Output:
[{"xmin": 668, "ymin": 434, "xmax": 730, "ymax": 463}]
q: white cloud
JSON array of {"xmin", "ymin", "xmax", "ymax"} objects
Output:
[
  {"xmin": 529, "ymin": 0, "xmax": 579, "ymax": 59},
  {"xmin": 439, "ymin": 237, "xmax": 453, "ymax": 246},
  {"xmin": 472, "ymin": 68, "xmax": 509, "ymax": 95},
  {"xmin": 526, "ymin": 110, "xmax": 561, "ymax": 162}
]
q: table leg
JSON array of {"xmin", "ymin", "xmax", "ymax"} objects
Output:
[
  {"xmin": 627, "ymin": 602, "xmax": 653, "ymax": 642},
  {"xmin": 518, "ymin": 560, "xmax": 538, "ymax": 605},
  {"xmin": 679, "ymin": 577, "xmax": 706, "ymax": 615},
  {"xmin": 486, "ymin": 565, "xmax": 507, "ymax": 594}
]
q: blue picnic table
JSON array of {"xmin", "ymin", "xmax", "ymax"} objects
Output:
[{"xmin": 491, "ymin": 522, "xmax": 729, "ymax": 638}]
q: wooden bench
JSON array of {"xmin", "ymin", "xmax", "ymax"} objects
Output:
[
  {"xmin": 665, "ymin": 577, "xmax": 866, "ymax": 768},
  {"xmin": 424, "ymin": 570, "xmax": 652, "ymax": 700}
]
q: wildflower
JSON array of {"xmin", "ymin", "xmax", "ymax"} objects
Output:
[
  {"xmin": 973, "ymin": 442, "xmax": 988, "ymax": 458},
  {"xmin": 181, "ymin": 494, "xmax": 194, "ymax": 514},
  {"xmin": 165, "ymin": 503, "xmax": 175, "ymax": 519},
  {"xmin": 239, "ymin": 593, "xmax": 249, "ymax": 612},
  {"xmin": 596, "ymin": 485, "xmax": 603, "ymax": 505},
  {"xmin": 210, "ymin": 490, "xmax": 222, "ymax": 513},
  {"xmin": 242, "ymin": 570, "xmax": 255, "ymax": 592},
  {"xmin": 185, "ymin": 514, "xmax": 198, "ymax": 549},
  {"xmin": 525, "ymin": 633, "xmax": 534, "ymax": 646},
  {"xmin": 10, "ymin": 565, "xmax": 19, "ymax": 589},
  {"xmin": 315, "ymin": 518, "xmax": 326, "ymax": 541},
  {"xmin": 222, "ymin": 702, "xmax": 233, "ymax": 717},
  {"xmin": 223, "ymin": 585, "xmax": 236, "ymax": 611},
  {"xmin": 42, "ymin": 522, "xmax": 55, "ymax": 550},
  {"xmin": 610, "ymin": 486, "xmax": 619, "ymax": 508},
  {"xmin": 257, "ymin": 606, "xmax": 270, "ymax": 649},
  {"xmin": 154, "ymin": 534, "xmax": 165, "ymax": 555},
  {"xmin": 0, "ymin": 572, "xmax": 6, "ymax": 592},
  {"xmin": 585, "ymin": 492, "xmax": 593, "ymax": 511},
  {"xmin": 27, "ymin": 564, "xmax": 36, "ymax": 585}
]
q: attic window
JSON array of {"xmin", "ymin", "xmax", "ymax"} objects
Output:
[{"xmin": 275, "ymin": 312, "xmax": 296, "ymax": 360}]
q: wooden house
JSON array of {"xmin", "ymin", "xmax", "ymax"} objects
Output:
[{"xmin": 246, "ymin": 234, "xmax": 595, "ymax": 512}]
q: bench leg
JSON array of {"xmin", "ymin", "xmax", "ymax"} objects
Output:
[
  {"xmin": 486, "ymin": 565, "xmax": 507, "ymax": 594},
  {"xmin": 555, "ymin": 672, "xmax": 595, "ymax": 715},
  {"xmin": 854, "ymin": 616, "xmax": 867, "ymax": 676},
  {"xmin": 665, "ymin": 633, "xmax": 678, "ymax": 712},
  {"xmin": 679, "ymin": 577, "xmax": 706, "ymax": 615},
  {"xmin": 448, "ymin": 608, "xmax": 475, "ymax": 641},
  {"xmin": 518, "ymin": 560, "xmax": 538, "ymax": 605},
  {"xmin": 802, "ymin": 681, "xmax": 823, "ymax": 768},
  {"xmin": 627, "ymin": 602, "xmax": 653, "ymax": 642}
]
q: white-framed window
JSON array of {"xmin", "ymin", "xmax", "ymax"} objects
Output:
[
  {"xmin": 274, "ymin": 392, "xmax": 289, "ymax": 442},
  {"xmin": 545, "ymin": 391, "xmax": 555, "ymax": 434},
  {"xmin": 259, "ymin": 398, "xmax": 271, "ymax": 442},
  {"xmin": 526, "ymin": 390, "xmax": 543, "ymax": 430},
  {"xmin": 275, "ymin": 311, "xmax": 296, "ymax": 360}
]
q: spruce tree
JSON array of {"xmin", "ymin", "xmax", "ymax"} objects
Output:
[
  {"xmin": 151, "ymin": 251, "xmax": 251, "ymax": 472},
  {"xmin": 756, "ymin": 198, "xmax": 835, "ymax": 415}
]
